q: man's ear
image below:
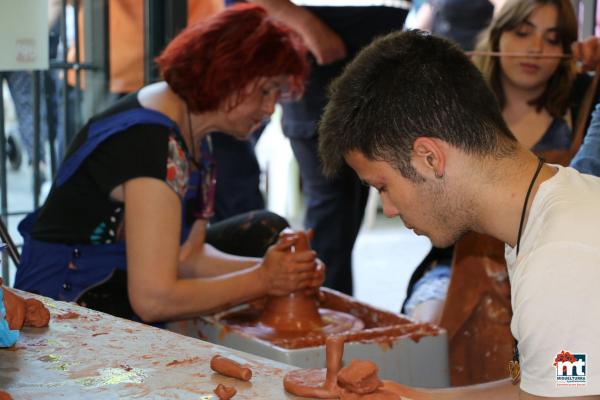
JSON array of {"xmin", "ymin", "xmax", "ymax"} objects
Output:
[{"xmin": 412, "ymin": 137, "xmax": 446, "ymax": 179}]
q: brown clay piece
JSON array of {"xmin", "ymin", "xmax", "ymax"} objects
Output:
[
  {"xmin": 210, "ymin": 355, "xmax": 252, "ymax": 381},
  {"xmin": 214, "ymin": 383, "xmax": 237, "ymax": 399},
  {"xmin": 24, "ymin": 298, "xmax": 50, "ymax": 327},
  {"xmin": 337, "ymin": 360, "xmax": 383, "ymax": 395},
  {"xmin": 2, "ymin": 288, "xmax": 26, "ymax": 331}
]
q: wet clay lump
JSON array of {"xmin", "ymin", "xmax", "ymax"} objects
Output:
[
  {"xmin": 2, "ymin": 284, "xmax": 50, "ymax": 330},
  {"xmin": 210, "ymin": 355, "xmax": 252, "ymax": 381}
]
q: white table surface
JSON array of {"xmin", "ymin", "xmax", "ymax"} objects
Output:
[{"xmin": 0, "ymin": 290, "xmax": 305, "ymax": 399}]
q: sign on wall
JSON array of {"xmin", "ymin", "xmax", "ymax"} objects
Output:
[{"xmin": 0, "ymin": 0, "xmax": 49, "ymax": 71}]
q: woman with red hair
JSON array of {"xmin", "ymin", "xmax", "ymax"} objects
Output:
[{"xmin": 14, "ymin": 4, "xmax": 318, "ymax": 324}]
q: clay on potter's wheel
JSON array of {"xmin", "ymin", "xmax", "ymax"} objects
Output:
[
  {"xmin": 283, "ymin": 335, "xmax": 345, "ymax": 399},
  {"xmin": 214, "ymin": 383, "xmax": 237, "ymax": 399},
  {"xmin": 220, "ymin": 231, "xmax": 364, "ymax": 343},
  {"xmin": 259, "ymin": 231, "xmax": 322, "ymax": 331}
]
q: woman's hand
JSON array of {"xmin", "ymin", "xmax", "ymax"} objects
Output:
[
  {"xmin": 572, "ymin": 36, "xmax": 600, "ymax": 71},
  {"xmin": 252, "ymin": 0, "xmax": 346, "ymax": 65},
  {"xmin": 260, "ymin": 235, "xmax": 325, "ymax": 296}
]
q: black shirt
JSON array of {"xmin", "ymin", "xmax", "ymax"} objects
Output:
[{"xmin": 32, "ymin": 93, "xmax": 172, "ymax": 244}]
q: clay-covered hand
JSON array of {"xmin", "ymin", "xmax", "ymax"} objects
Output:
[
  {"xmin": 260, "ymin": 236, "xmax": 321, "ymax": 296},
  {"xmin": 572, "ymin": 36, "xmax": 600, "ymax": 71}
]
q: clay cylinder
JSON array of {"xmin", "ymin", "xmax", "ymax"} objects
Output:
[
  {"xmin": 325, "ymin": 335, "xmax": 346, "ymax": 387},
  {"xmin": 210, "ymin": 355, "xmax": 252, "ymax": 381}
]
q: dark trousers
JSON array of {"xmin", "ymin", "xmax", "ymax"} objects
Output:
[
  {"xmin": 281, "ymin": 6, "xmax": 408, "ymax": 295},
  {"xmin": 210, "ymin": 131, "xmax": 264, "ymax": 223},
  {"xmin": 290, "ymin": 137, "xmax": 369, "ymax": 295}
]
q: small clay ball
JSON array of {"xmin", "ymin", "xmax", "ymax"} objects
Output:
[{"xmin": 214, "ymin": 383, "xmax": 236, "ymax": 399}]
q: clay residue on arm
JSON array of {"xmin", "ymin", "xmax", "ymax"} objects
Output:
[
  {"xmin": 214, "ymin": 383, "xmax": 237, "ymax": 399},
  {"xmin": 210, "ymin": 355, "xmax": 252, "ymax": 381}
]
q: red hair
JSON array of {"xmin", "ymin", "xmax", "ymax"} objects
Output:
[{"xmin": 156, "ymin": 4, "xmax": 309, "ymax": 113}]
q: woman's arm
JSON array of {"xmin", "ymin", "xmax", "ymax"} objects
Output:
[
  {"xmin": 123, "ymin": 177, "xmax": 322, "ymax": 322},
  {"xmin": 249, "ymin": 0, "xmax": 346, "ymax": 65},
  {"xmin": 178, "ymin": 219, "xmax": 261, "ymax": 278}
]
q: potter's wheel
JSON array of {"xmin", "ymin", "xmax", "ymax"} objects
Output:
[
  {"xmin": 219, "ymin": 230, "xmax": 364, "ymax": 346},
  {"xmin": 219, "ymin": 307, "xmax": 364, "ymax": 343}
]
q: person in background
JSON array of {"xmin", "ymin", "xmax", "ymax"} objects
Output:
[
  {"xmin": 411, "ymin": 0, "xmax": 495, "ymax": 50},
  {"xmin": 14, "ymin": 5, "xmax": 323, "ymax": 324},
  {"xmin": 403, "ymin": 0, "xmax": 600, "ymax": 325},
  {"xmin": 248, "ymin": 0, "xmax": 410, "ymax": 295}
]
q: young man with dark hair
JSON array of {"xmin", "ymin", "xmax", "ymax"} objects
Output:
[{"xmin": 319, "ymin": 30, "xmax": 600, "ymax": 399}]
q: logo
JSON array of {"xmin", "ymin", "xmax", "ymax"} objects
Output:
[{"xmin": 554, "ymin": 350, "xmax": 586, "ymax": 386}]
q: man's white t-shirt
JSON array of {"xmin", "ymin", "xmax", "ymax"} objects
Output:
[{"xmin": 505, "ymin": 166, "xmax": 600, "ymax": 397}]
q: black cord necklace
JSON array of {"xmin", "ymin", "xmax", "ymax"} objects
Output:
[
  {"xmin": 516, "ymin": 157, "xmax": 544, "ymax": 256},
  {"xmin": 509, "ymin": 156, "xmax": 544, "ymax": 385},
  {"xmin": 186, "ymin": 107, "xmax": 202, "ymax": 170}
]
